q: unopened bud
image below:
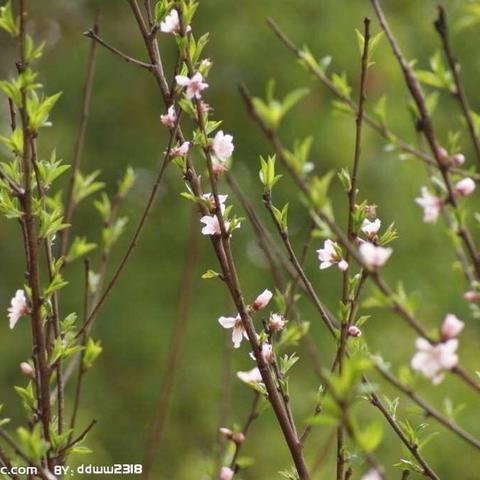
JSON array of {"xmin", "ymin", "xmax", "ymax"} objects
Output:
[{"xmin": 20, "ymin": 362, "xmax": 34, "ymax": 379}]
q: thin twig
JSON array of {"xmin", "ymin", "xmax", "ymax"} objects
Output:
[
  {"xmin": 60, "ymin": 14, "xmax": 100, "ymax": 259},
  {"xmin": 434, "ymin": 6, "xmax": 480, "ymax": 166}
]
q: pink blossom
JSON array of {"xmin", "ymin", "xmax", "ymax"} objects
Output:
[
  {"xmin": 261, "ymin": 343, "xmax": 274, "ymax": 364},
  {"xmin": 160, "ymin": 105, "xmax": 176, "ymax": 128},
  {"xmin": 175, "ymin": 72, "xmax": 208, "ymax": 100},
  {"xmin": 455, "ymin": 177, "xmax": 476, "ymax": 197},
  {"xmin": 451, "ymin": 153, "xmax": 465, "ymax": 166},
  {"xmin": 200, "ymin": 215, "xmax": 222, "ymax": 235},
  {"xmin": 347, "ymin": 325, "xmax": 362, "ymax": 337},
  {"xmin": 236, "ymin": 367, "xmax": 262, "ymax": 384},
  {"xmin": 415, "ymin": 187, "xmax": 442, "ymax": 223},
  {"xmin": 219, "ymin": 466, "xmax": 234, "ymax": 480},
  {"xmin": 159, "ymin": 9, "xmax": 191, "ymax": 34},
  {"xmin": 20, "ymin": 362, "xmax": 34, "ymax": 379},
  {"xmin": 269, "ymin": 313, "xmax": 286, "ymax": 332},
  {"xmin": 440, "ymin": 314, "xmax": 464, "ymax": 340},
  {"xmin": 212, "ymin": 130, "xmax": 234, "ymax": 162},
  {"xmin": 411, "ymin": 337, "xmax": 458, "ymax": 384},
  {"xmin": 317, "ymin": 239, "xmax": 348, "ymax": 271},
  {"xmin": 464, "ymin": 290, "xmax": 480, "ymax": 303},
  {"xmin": 218, "ymin": 315, "xmax": 247, "ymax": 348},
  {"xmin": 252, "ymin": 289, "xmax": 273, "ymax": 311},
  {"xmin": 170, "ymin": 141, "xmax": 190, "ymax": 157},
  {"xmin": 8, "ymin": 289, "xmax": 27, "ymax": 329},
  {"xmin": 202, "ymin": 193, "xmax": 228, "ymax": 211},
  {"xmin": 361, "ymin": 218, "xmax": 381, "ymax": 238},
  {"xmin": 160, "ymin": 9, "xmax": 180, "ymax": 34},
  {"xmin": 359, "ymin": 242, "xmax": 392, "ymax": 269}
]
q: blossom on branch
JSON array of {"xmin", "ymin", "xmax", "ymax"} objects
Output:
[
  {"xmin": 170, "ymin": 141, "xmax": 190, "ymax": 157},
  {"xmin": 415, "ymin": 187, "xmax": 442, "ymax": 223},
  {"xmin": 361, "ymin": 218, "xmax": 381, "ymax": 238},
  {"xmin": 159, "ymin": 9, "xmax": 191, "ymax": 35},
  {"xmin": 411, "ymin": 337, "xmax": 458, "ymax": 384},
  {"xmin": 219, "ymin": 466, "xmax": 234, "ymax": 480},
  {"xmin": 175, "ymin": 72, "xmax": 208, "ymax": 100},
  {"xmin": 212, "ymin": 130, "xmax": 234, "ymax": 162},
  {"xmin": 218, "ymin": 314, "xmax": 247, "ymax": 348},
  {"xmin": 440, "ymin": 314, "xmax": 464, "ymax": 340},
  {"xmin": 359, "ymin": 242, "xmax": 392, "ymax": 269},
  {"xmin": 8, "ymin": 289, "xmax": 28, "ymax": 329},
  {"xmin": 317, "ymin": 239, "xmax": 348, "ymax": 271},
  {"xmin": 347, "ymin": 325, "xmax": 362, "ymax": 337},
  {"xmin": 252, "ymin": 289, "xmax": 273, "ymax": 311},
  {"xmin": 160, "ymin": 105, "xmax": 176, "ymax": 128},
  {"xmin": 361, "ymin": 469, "xmax": 383, "ymax": 480},
  {"xmin": 269, "ymin": 313, "xmax": 286, "ymax": 332},
  {"xmin": 455, "ymin": 177, "xmax": 476, "ymax": 197},
  {"xmin": 237, "ymin": 367, "xmax": 262, "ymax": 384}
]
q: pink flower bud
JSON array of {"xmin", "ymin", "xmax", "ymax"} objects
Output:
[
  {"xmin": 268, "ymin": 313, "xmax": 286, "ymax": 332},
  {"xmin": 20, "ymin": 362, "xmax": 34, "ymax": 379},
  {"xmin": 451, "ymin": 153, "xmax": 465, "ymax": 166},
  {"xmin": 455, "ymin": 177, "xmax": 476, "ymax": 197},
  {"xmin": 440, "ymin": 314, "xmax": 464, "ymax": 340},
  {"xmin": 464, "ymin": 290, "xmax": 480, "ymax": 303},
  {"xmin": 252, "ymin": 289, "xmax": 273, "ymax": 311},
  {"xmin": 438, "ymin": 147, "xmax": 449, "ymax": 162},
  {"xmin": 337, "ymin": 260, "xmax": 349, "ymax": 271},
  {"xmin": 219, "ymin": 466, "xmax": 234, "ymax": 480},
  {"xmin": 347, "ymin": 325, "xmax": 362, "ymax": 337}
]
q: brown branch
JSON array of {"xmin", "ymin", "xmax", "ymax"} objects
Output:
[
  {"xmin": 434, "ymin": 6, "xmax": 480, "ymax": 166},
  {"xmin": 83, "ymin": 28, "xmax": 154, "ymax": 70},
  {"xmin": 17, "ymin": 0, "xmax": 52, "ymax": 460},
  {"xmin": 377, "ymin": 365, "xmax": 480, "ymax": 450}
]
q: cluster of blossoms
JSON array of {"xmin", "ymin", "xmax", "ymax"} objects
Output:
[
  {"xmin": 415, "ymin": 176, "xmax": 476, "ymax": 223},
  {"xmin": 317, "ymin": 217, "xmax": 392, "ymax": 272},
  {"xmin": 411, "ymin": 314, "xmax": 464, "ymax": 384}
]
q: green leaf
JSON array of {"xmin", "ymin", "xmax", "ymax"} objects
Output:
[
  {"xmin": 83, "ymin": 338, "xmax": 102, "ymax": 370},
  {"xmin": 67, "ymin": 237, "xmax": 97, "ymax": 263},
  {"xmin": 357, "ymin": 421, "xmax": 383, "ymax": 452},
  {"xmin": 0, "ymin": 1, "xmax": 18, "ymax": 36},
  {"xmin": 201, "ymin": 269, "xmax": 219, "ymax": 279},
  {"xmin": 17, "ymin": 424, "xmax": 49, "ymax": 462},
  {"xmin": 73, "ymin": 170, "xmax": 105, "ymax": 204}
]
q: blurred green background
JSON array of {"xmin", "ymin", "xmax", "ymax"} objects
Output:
[{"xmin": 1, "ymin": 0, "xmax": 480, "ymax": 478}]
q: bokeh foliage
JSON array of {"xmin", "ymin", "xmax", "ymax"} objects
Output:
[{"xmin": 1, "ymin": 0, "xmax": 480, "ymax": 478}]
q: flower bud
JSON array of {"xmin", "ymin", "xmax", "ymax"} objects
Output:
[
  {"xmin": 20, "ymin": 362, "xmax": 34, "ymax": 379},
  {"xmin": 337, "ymin": 260, "xmax": 349, "ymax": 271},
  {"xmin": 268, "ymin": 313, "xmax": 286, "ymax": 332},
  {"xmin": 252, "ymin": 289, "xmax": 273, "ymax": 311},
  {"xmin": 347, "ymin": 325, "xmax": 362, "ymax": 337},
  {"xmin": 464, "ymin": 290, "xmax": 480, "ymax": 303},
  {"xmin": 455, "ymin": 177, "xmax": 476, "ymax": 197},
  {"xmin": 440, "ymin": 314, "xmax": 464, "ymax": 340},
  {"xmin": 219, "ymin": 466, "xmax": 234, "ymax": 480},
  {"xmin": 438, "ymin": 147, "xmax": 449, "ymax": 162},
  {"xmin": 451, "ymin": 153, "xmax": 465, "ymax": 166}
]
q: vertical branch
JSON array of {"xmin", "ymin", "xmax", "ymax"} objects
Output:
[
  {"xmin": 337, "ymin": 18, "xmax": 370, "ymax": 480},
  {"xmin": 16, "ymin": 0, "xmax": 52, "ymax": 453},
  {"xmin": 434, "ymin": 6, "xmax": 480, "ymax": 166},
  {"xmin": 142, "ymin": 206, "xmax": 200, "ymax": 479},
  {"xmin": 59, "ymin": 15, "xmax": 100, "ymax": 259}
]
